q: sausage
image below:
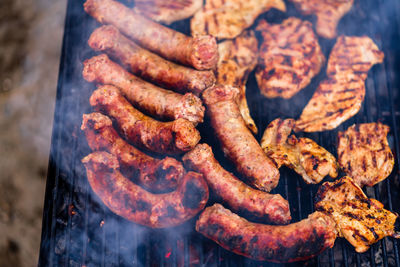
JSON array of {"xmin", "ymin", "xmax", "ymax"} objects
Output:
[
  {"xmin": 82, "ymin": 151, "xmax": 209, "ymax": 228},
  {"xmin": 201, "ymin": 85, "xmax": 280, "ymax": 192},
  {"xmin": 90, "ymin": 85, "xmax": 201, "ymax": 155},
  {"xmin": 83, "ymin": 0, "xmax": 218, "ymax": 70},
  {"xmin": 182, "ymin": 144, "xmax": 291, "ymax": 224},
  {"xmin": 196, "ymin": 204, "xmax": 337, "ymax": 263},
  {"xmin": 88, "ymin": 25, "xmax": 216, "ymax": 96},
  {"xmin": 81, "ymin": 112, "xmax": 185, "ymax": 192},
  {"xmin": 83, "ymin": 54, "xmax": 205, "ymax": 124}
]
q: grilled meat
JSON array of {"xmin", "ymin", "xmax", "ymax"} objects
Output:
[
  {"xmin": 82, "ymin": 151, "xmax": 209, "ymax": 228},
  {"xmin": 217, "ymin": 30, "xmax": 258, "ymax": 133},
  {"xmin": 289, "ymin": 0, "xmax": 354, "ymax": 39},
  {"xmin": 133, "ymin": 0, "xmax": 202, "ymax": 25},
  {"xmin": 255, "ymin": 18, "xmax": 325, "ymax": 99},
  {"xmin": 202, "ymin": 85, "xmax": 280, "ymax": 192},
  {"xmin": 261, "ymin": 118, "xmax": 338, "ymax": 184},
  {"xmin": 191, "ymin": 0, "xmax": 286, "ymax": 40},
  {"xmin": 295, "ymin": 36, "xmax": 384, "ymax": 132},
  {"xmin": 337, "ymin": 123, "xmax": 394, "ymax": 187},
  {"xmin": 183, "ymin": 144, "xmax": 291, "ymax": 224},
  {"xmin": 315, "ymin": 176, "xmax": 400, "ymax": 253},
  {"xmin": 196, "ymin": 204, "xmax": 337, "ymax": 263}
]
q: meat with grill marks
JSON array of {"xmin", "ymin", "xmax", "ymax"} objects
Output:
[
  {"xmin": 261, "ymin": 118, "xmax": 338, "ymax": 184},
  {"xmin": 217, "ymin": 30, "xmax": 258, "ymax": 134},
  {"xmin": 191, "ymin": 0, "xmax": 286, "ymax": 40},
  {"xmin": 295, "ymin": 36, "xmax": 384, "ymax": 132},
  {"xmin": 315, "ymin": 176, "xmax": 400, "ymax": 253},
  {"xmin": 288, "ymin": 0, "xmax": 354, "ymax": 39},
  {"xmin": 255, "ymin": 18, "xmax": 325, "ymax": 99},
  {"xmin": 337, "ymin": 123, "xmax": 394, "ymax": 187},
  {"xmin": 133, "ymin": 0, "xmax": 203, "ymax": 25}
]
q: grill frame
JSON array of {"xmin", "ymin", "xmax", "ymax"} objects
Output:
[{"xmin": 39, "ymin": 0, "xmax": 400, "ymax": 266}]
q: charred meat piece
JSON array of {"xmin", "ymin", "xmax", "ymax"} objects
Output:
[
  {"xmin": 191, "ymin": 0, "xmax": 286, "ymax": 40},
  {"xmin": 202, "ymin": 85, "xmax": 280, "ymax": 192},
  {"xmin": 83, "ymin": 54, "xmax": 205, "ymax": 124},
  {"xmin": 183, "ymin": 144, "xmax": 291, "ymax": 224},
  {"xmin": 315, "ymin": 176, "xmax": 400, "ymax": 253},
  {"xmin": 88, "ymin": 26, "xmax": 215, "ymax": 96},
  {"xmin": 133, "ymin": 0, "xmax": 203, "ymax": 25},
  {"xmin": 82, "ymin": 152, "xmax": 209, "ymax": 228},
  {"xmin": 261, "ymin": 118, "xmax": 338, "ymax": 184},
  {"xmin": 289, "ymin": 0, "xmax": 354, "ymax": 39},
  {"xmin": 84, "ymin": 0, "xmax": 218, "ymax": 70},
  {"xmin": 255, "ymin": 18, "xmax": 325, "ymax": 99},
  {"xmin": 295, "ymin": 36, "xmax": 384, "ymax": 132},
  {"xmin": 81, "ymin": 112, "xmax": 185, "ymax": 192},
  {"xmin": 90, "ymin": 85, "xmax": 200, "ymax": 155},
  {"xmin": 196, "ymin": 204, "xmax": 337, "ymax": 263},
  {"xmin": 337, "ymin": 123, "xmax": 394, "ymax": 187},
  {"xmin": 217, "ymin": 30, "xmax": 258, "ymax": 133}
]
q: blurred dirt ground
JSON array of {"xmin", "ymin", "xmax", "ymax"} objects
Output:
[{"xmin": 0, "ymin": 0, "xmax": 66, "ymax": 266}]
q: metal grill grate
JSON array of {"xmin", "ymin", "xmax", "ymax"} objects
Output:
[{"xmin": 39, "ymin": 0, "xmax": 400, "ymax": 266}]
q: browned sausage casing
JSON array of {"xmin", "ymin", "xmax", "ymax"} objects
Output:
[
  {"xmin": 83, "ymin": 54, "xmax": 205, "ymax": 124},
  {"xmin": 84, "ymin": 0, "xmax": 218, "ymax": 70},
  {"xmin": 88, "ymin": 25, "xmax": 216, "ymax": 96},
  {"xmin": 182, "ymin": 144, "xmax": 291, "ymax": 224},
  {"xmin": 90, "ymin": 85, "xmax": 200, "ymax": 155},
  {"xmin": 202, "ymin": 85, "xmax": 280, "ymax": 192},
  {"xmin": 81, "ymin": 112, "xmax": 184, "ymax": 192},
  {"xmin": 82, "ymin": 151, "xmax": 209, "ymax": 228},
  {"xmin": 196, "ymin": 204, "xmax": 337, "ymax": 263}
]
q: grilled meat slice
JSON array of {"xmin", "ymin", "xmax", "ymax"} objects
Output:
[
  {"xmin": 295, "ymin": 36, "xmax": 384, "ymax": 132},
  {"xmin": 315, "ymin": 176, "xmax": 400, "ymax": 253},
  {"xmin": 133, "ymin": 0, "xmax": 202, "ymax": 25},
  {"xmin": 255, "ymin": 18, "xmax": 325, "ymax": 99},
  {"xmin": 191, "ymin": 0, "xmax": 286, "ymax": 40},
  {"xmin": 289, "ymin": 0, "xmax": 354, "ymax": 39},
  {"xmin": 337, "ymin": 123, "xmax": 394, "ymax": 187},
  {"xmin": 326, "ymin": 36, "xmax": 385, "ymax": 78},
  {"xmin": 261, "ymin": 118, "xmax": 338, "ymax": 184},
  {"xmin": 217, "ymin": 30, "xmax": 258, "ymax": 134}
]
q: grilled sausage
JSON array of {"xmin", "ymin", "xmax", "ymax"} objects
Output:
[
  {"xmin": 88, "ymin": 25, "xmax": 216, "ymax": 96},
  {"xmin": 81, "ymin": 112, "xmax": 185, "ymax": 192},
  {"xmin": 196, "ymin": 204, "xmax": 337, "ymax": 263},
  {"xmin": 83, "ymin": 54, "xmax": 205, "ymax": 124},
  {"xmin": 90, "ymin": 85, "xmax": 200, "ymax": 155},
  {"xmin": 82, "ymin": 151, "xmax": 209, "ymax": 228},
  {"xmin": 202, "ymin": 85, "xmax": 280, "ymax": 192},
  {"xmin": 182, "ymin": 144, "xmax": 291, "ymax": 224},
  {"xmin": 84, "ymin": 0, "xmax": 218, "ymax": 70}
]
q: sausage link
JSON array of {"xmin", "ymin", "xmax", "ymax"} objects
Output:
[
  {"xmin": 81, "ymin": 112, "xmax": 185, "ymax": 192},
  {"xmin": 90, "ymin": 85, "xmax": 201, "ymax": 154},
  {"xmin": 82, "ymin": 151, "xmax": 209, "ymax": 228},
  {"xmin": 196, "ymin": 204, "xmax": 337, "ymax": 263},
  {"xmin": 182, "ymin": 144, "xmax": 291, "ymax": 224},
  {"xmin": 88, "ymin": 25, "xmax": 215, "ymax": 95},
  {"xmin": 202, "ymin": 85, "xmax": 280, "ymax": 192},
  {"xmin": 84, "ymin": 0, "xmax": 218, "ymax": 70},
  {"xmin": 83, "ymin": 54, "xmax": 205, "ymax": 124}
]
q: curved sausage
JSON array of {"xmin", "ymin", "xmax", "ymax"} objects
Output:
[
  {"xmin": 196, "ymin": 204, "xmax": 337, "ymax": 263},
  {"xmin": 82, "ymin": 151, "xmax": 209, "ymax": 228},
  {"xmin": 88, "ymin": 25, "xmax": 216, "ymax": 96},
  {"xmin": 83, "ymin": 54, "xmax": 205, "ymax": 124},
  {"xmin": 90, "ymin": 85, "xmax": 200, "ymax": 154},
  {"xmin": 81, "ymin": 112, "xmax": 185, "ymax": 192},
  {"xmin": 84, "ymin": 0, "xmax": 218, "ymax": 70},
  {"xmin": 202, "ymin": 85, "xmax": 280, "ymax": 192},
  {"xmin": 182, "ymin": 144, "xmax": 291, "ymax": 224}
]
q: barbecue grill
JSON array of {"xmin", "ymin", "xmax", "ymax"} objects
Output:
[{"xmin": 38, "ymin": 0, "xmax": 400, "ymax": 266}]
